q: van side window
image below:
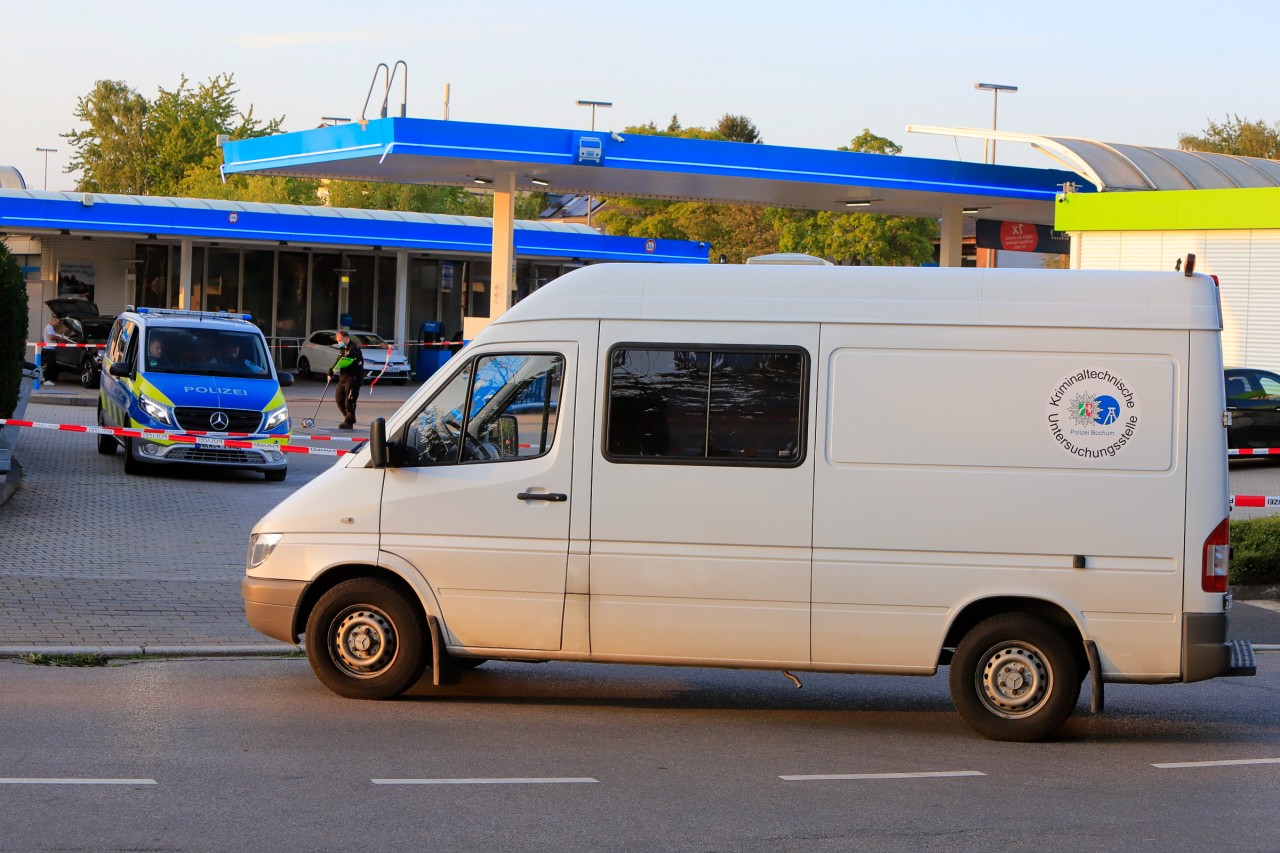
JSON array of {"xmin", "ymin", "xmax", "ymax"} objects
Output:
[
  {"xmin": 107, "ymin": 320, "xmax": 136, "ymax": 364},
  {"xmin": 401, "ymin": 353, "xmax": 564, "ymax": 466},
  {"xmin": 605, "ymin": 346, "xmax": 807, "ymax": 466}
]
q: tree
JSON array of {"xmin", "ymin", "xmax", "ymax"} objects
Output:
[
  {"xmin": 62, "ymin": 73, "xmax": 283, "ymax": 196},
  {"xmin": 147, "ymin": 73, "xmax": 283, "ymax": 196},
  {"xmin": 840, "ymin": 129, "xmax": 902, "ymax": 156},
  {"xmin": 716, "ymin": 114, "xmax": 762, "ymax": 144},
  {"xmin": 1179, "ymin": 115, "xmax": 1280, "ymax": 159},
  {"xmin": 63, "ymin": 80, "xmax": 151, "ymax": 194}
]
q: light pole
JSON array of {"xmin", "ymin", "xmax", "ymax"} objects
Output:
[
  {"xmin": 575, "ymin": 99, "xmax": 612, "ymax": 227},
  {"xmin": 36, "ymin": 147, "xmax": 57, "ymax": 190},
  {"xmin": 973, "ymin": 83, "xmax": 1017, "ymax": 164}
]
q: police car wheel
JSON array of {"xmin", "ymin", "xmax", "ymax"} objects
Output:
[
  {"xmin": 306, "ymin": 578, "xmax": 428, "ymax": 700},
  {"xmin": 949, "ymin": 614, "xmax": 1081, "ymax": 742},
  {"xmin": 96, "ymin": 407, "xmax": 115, "ymax": 454},
  {"xmin": 122, "ymin": 438, "xmax": 145, "ymax": 475}
]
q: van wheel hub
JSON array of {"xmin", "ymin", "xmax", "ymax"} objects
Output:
[
  {"xmin": 331, "ymin": 606, "xmax": 398, "ymax": 678},
  {"xmin": 978, "ymin": 644, "xmax": 1049, "ymax": 718}
]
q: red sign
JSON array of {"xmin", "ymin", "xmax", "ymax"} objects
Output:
[{"xmin": 999, "ymin": 221, "xmax": 1039, "ymax": 252}]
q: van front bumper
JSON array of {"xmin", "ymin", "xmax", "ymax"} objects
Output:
[
  {"xmin": 242, "ymin": 576, "xmax": 307, "ymax": 644},
  {"xmin": 1183, "ymin": 611, "xmax": 1257, "ymax": 682}
]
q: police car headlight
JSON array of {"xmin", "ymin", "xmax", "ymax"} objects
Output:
[
  {"xmin": 263, "ymin": 405, "xmax": 289, "ymax": 431},
  {"xmin": 139, "ymin": 394, "xmax": 174, "ymax": 426},
  {"xmin": 248, "ymin": 532, "xmax": 282, "ymax": 569}
]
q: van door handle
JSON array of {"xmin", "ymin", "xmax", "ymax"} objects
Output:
[{"xmin": 517, "ymin": 491, "xmax": 567, "ymax": 502}]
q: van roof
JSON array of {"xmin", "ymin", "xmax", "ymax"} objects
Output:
[{"xmin": 494, "ymin": 264, "xmax": 1222, "ymax": 331}]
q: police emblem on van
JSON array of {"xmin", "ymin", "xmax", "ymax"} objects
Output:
[{"xmin": 1046, "ymin": 369, "xmax": 1140, "ymax": 458}]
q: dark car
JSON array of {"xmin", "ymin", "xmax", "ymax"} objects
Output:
[
  {"xmin": 45, "ymin": 298, "xmax": 114, "ymax": 388},
  {"xmin": 1225, "ymin": 367, "xmax": 1280, "ymax": 450}
]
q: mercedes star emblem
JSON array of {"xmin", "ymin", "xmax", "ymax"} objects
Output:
[{"xmin": 209, "ymin": 411, "xmax": 230, "ymax": 431}]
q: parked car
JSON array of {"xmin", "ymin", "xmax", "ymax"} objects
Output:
[
  {"xmin": 296, "ymin": 330, "xmax": 413, "ymax": 384},
  {"xmin": 45, "ymin": 298, "xmax": 114, "ymax": 388},
  {"xmin": 1225, "ymin": 367, "xmax": 1280, "ymax": 449}
]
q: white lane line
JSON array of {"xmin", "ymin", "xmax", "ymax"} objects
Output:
[
  {"xmin": 1152, "ymin": 758, "xmax": 1280, "ymax": 769},
  {"xmin": 372, "ymin": 777, "xmax": 599, "ymax": 786},
  {"xmin": 0, "ymin": 778, "xmax": 157, "ymax": 785},
  {"xmin": 780, "ymin": 771, "xmax": 986, "ymax": 782}
]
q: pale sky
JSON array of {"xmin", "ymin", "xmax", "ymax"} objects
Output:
[{"xmin": 4, "ymin": 0, "xmax": 1276, "ymax": 192}]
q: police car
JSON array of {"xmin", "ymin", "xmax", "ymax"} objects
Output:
[{"xmin": 97, "ymin": 308, "xmax": 293, "ymax": 481}]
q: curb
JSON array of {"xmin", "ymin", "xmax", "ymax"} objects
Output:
[
  {"xmin": 0, "ymin": 456, "xmax": 21, "ymax": 507},
  {"xmin": 0, "ymin": 644, "xmax": 301, "ymax": 658},
  {"xmin": 29, "ymin": 392, "xmax": 96, "ymax": 408}
]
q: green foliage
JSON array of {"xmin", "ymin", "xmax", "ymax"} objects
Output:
[
  {"xmin": 20, "ymin": 652, "xmax": 109, "ymax": 667},
  {"xmin": 63, "ymin": 73, "xmax": 285, "ymax": 197},
  {"xmin": 776, "ymin": 210, "xmax": 936, "ymax": 266},
  {"xmin": 1179, "ymin": 115, "xmax": 1280, "ymax": 159},
  {"xmin": 1230, "ymin": 515, "xmax": 1280, "ymax": 586},
  {"xmin": 840, "ymin": 129, "xmax": 902, "ymax": 155},
  {"xmin": 0, "ymin": 244, "xmax": 27, "ymax": 419},
  {"xmin": 716, "ymin": 114, "xmax": 762, "ymax": 144},
  {"xmin": 63, "ymin": 80, "xmax": 151, "ymax": 194}
]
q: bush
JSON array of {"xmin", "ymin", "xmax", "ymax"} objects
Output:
[
  {"xmin": 0, "ymin": 243, "xmax": 27, "ymax": 418},
  {"xmin": 1230, "ymin": 515, "xmax": 1280, "ymax": 585}
]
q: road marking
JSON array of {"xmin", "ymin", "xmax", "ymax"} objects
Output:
[
  {"xmin": 0, "ymin": 778, "xmax": 157, "ymax": 785},
  {"xmin": 780, "ymin": 771, "xmax": 986, "ymax": 782},
  {"xmin": 371, "ymin": 777, "xmax": 599, "ymax": 786},
  {"xmin": 1152, "ymin": 758, "xmax": 1280, "ymax": 769}
]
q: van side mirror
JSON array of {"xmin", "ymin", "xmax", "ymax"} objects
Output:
[
  {"xmin": 277, "ymin": 371, "xmax": 294, "ymax": 387},
  {"xmin": 108, "ymin": 362, "xmax": 132, "ymax": 378},
  {"xmin": 369, "ymin": 417, "xmax": 389, "ymax": 468},
  {"xmin": 497, "ymin": 414, "xmax": 519, "ymax": 457}
]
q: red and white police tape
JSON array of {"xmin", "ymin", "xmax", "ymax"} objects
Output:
[
  {"xmin": 1229, "ymin": 448, "xmax": 1280, "ymax": 456},
  {"xmin": 27, "ymin": 342, "xmax": 107, "ymax": 349},
  {"xmin": 1230, "ymin": 496, "xmax": 1280, "ymax": 508},
  {"xmin": 0, "ymin": 419, "xmax": 350, "ymax": 456}
]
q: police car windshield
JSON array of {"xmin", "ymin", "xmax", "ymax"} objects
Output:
[{"xmin": 145, "ymin": 328, "xmax": 271, "ymax": 379}]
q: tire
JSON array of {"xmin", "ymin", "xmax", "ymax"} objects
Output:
[
  {"xmin": 297, "ymin": 357, "xmax": 312, "ymax": 381},
  {"xmin": 264, "ymin": 468, "xmax": 287, "ymax": 482},
  {"xmin": 80, "ymin": 356, "xmax": 100, "ymax": 389},
  {"xmin": 949, "ymin": 613, "xmax": 1082, "ymax": 742},
  {"xmin": 96, "ymin": 406, "xmax": 116, "ymax": 455},
  {"xmin": 305, "ymin": 578, "xmax": 429, "ymax": 700},
  {"xmin": 122, "ymin": 437, "xmax": 145, "ymax": 475}
]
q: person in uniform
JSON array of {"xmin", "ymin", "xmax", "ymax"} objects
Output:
[{"xmin": 331, "ymin": 330, "xmax": 365, "ymax": 429}]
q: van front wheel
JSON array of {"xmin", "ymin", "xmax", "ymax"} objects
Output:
[
  {"xmin": 306, "ymin": 578, "xmax": 428, "ymax": 700},
  {"xmin": 949, "ymin": 614, "xmax": 1081, "ymax": 742}
]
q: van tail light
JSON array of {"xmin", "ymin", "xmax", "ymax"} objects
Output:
[
  {"xmin": 1210, "ymin": 275, "xmax": 1220, "ymax": 287},
  {"xmin": 1202, "ymin": 517, "xmax": 1230, "ymax": 593}
]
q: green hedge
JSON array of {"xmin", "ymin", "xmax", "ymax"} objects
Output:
[
  {"xmin": 1230, "ymin": 515, "xmax": 1280, "ymax": 585},
  {"xmin": 0, "ymin": 244, "xmax": 27, "ymax": 419}
]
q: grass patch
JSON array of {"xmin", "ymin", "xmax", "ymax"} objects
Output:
[
  {"xmin": 20, "ymin": 652, "xmax": 110, "ymax": 667},
  {"xmin": 1231, "ymin": 515, "xmax": 1280, "ymax": 585}
]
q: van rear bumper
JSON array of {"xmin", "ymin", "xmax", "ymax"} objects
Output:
[
  {"xmin": 1183, "ymin": 611, "xmax": 1257, "ymax": 682},
  {"xmin": 242, "ymin": 576, "xmax": 307, "ymax": 644}
]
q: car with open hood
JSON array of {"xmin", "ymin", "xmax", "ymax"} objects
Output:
[{"xmin": 44, "ymin": 298, "xmax": 114, "ymax": 388}]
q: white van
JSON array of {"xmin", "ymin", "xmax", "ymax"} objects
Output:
[{"xmin": 243, "ymin": 263, "xmax": 1255, "ymax": 741}]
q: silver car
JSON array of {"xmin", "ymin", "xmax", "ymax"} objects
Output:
[{"xmin": 296, "ymin": 330, "xmax": 413, "ymax": 384}]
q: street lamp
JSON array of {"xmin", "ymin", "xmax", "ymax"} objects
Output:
[
  {"xmin": 575, "ymin": 100, "xmax": 612, "ymax": 227},
  {"xmin": 973, "ymin": 83, "xmax": 1017, "ymax": 164},
  {"xmin": 36, "ymin": 147, "xmax": 57, "ymax": 190}
]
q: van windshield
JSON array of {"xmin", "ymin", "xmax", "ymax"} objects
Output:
[{"xmin": 144, "ymin": 328, "xmax": 272, "ymax": 378}]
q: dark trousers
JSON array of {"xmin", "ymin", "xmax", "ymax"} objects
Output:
[
  {"xmin": 40, "ymin": 347, "xmax": 57, "ymax": 381},
  {"xmin": 335, "ymin": 375, "xmax": 360, "ymax": 426}
]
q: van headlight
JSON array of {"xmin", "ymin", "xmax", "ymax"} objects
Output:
[
  {"xmin": 139, "ymin": 394, "xmax": 174, "ymax": 426},
  {"xmin": 263, "ymin": 405, "xmax": 289, "ymax": 431},
  {"xmin": 248, "ymin": 533, "xmax": 283, "ymax": 569}
]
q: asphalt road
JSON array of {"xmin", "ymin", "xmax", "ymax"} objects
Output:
[{"xmin": 1, "ymin": 655, "xmax": 1277, "ymax": 852}]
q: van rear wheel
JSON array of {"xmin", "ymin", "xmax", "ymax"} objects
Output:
[
  {"xmin": 306, "ymin": 578, "xmax": 428, "ymax": 699},
  {"xmin": 949, "ymin": 614, "xmax": 1081, "ymax": 742}
]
